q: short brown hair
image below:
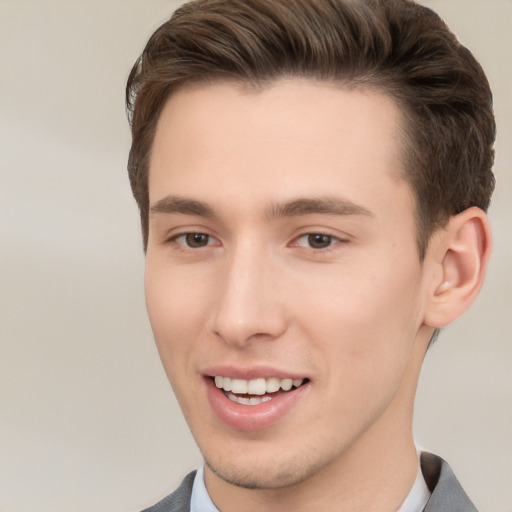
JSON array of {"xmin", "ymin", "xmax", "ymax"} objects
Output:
[{"xmin": 126, "ymin": 0, "xmax": 495, "ymax": 257}]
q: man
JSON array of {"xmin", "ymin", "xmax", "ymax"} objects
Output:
[{"xmin": 125, "ymin": 0, "xmax": 495, "ymax": 510}]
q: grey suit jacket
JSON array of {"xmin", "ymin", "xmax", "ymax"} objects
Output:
[{"xmin": 141, "ymin": 452, "xmax": 478, "ymax": 512}]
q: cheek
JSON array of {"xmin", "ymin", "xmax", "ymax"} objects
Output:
[
  {"xmin": 144, "ymin": 263, "xmax": 218, "ymax": 429},
  {"xmin": 295, "ymin": 258, "xmax": 423, "ymax": 383},
  {"xmin": 144, "ymin": 262, "xmax": 213, "ymax": 375},
  {"xmin": 294, "ymin": 273, "xmax": 422, "ymax": 438}
]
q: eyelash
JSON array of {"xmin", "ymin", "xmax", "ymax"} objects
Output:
[
  {"xmin": 169, "ymin": 232, "xmax": 218, "ymax": 249},
  {"xmin": 168, "ymin": 232, "xmax": 346, "ymax": 251},
  {"xmin": 293, "ymin": 233, "xmax": 345, "ymax": 250}
]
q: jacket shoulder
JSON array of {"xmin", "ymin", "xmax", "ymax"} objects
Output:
[
  {"xmin": 141, "ymin": 471, "xmax": 196, "ymax": 512},
  {"xmin": 422, "ymin": 452, "xmax": 478, "ymax": 512}
]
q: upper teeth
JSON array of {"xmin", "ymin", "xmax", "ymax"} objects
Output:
[{"xmin": 214, "ymin": 376, "xmax": 304, "ymax": 395}]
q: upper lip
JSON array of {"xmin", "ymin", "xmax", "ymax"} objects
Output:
[{"xmin": 202, "ymin": 365, "xmax": 308, "ymax": 381}]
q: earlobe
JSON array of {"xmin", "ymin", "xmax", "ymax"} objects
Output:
[{"xmin": 423, "ymin": 207, "xmax": 492, "ymax": 328}]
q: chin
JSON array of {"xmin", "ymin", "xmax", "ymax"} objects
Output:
[
  {"xmin": 206, "ymin": 460, "xmax": 309, "ymax": 490},
  {"xmin": 202, "ymin": 445, "xmax": 330, "ymax": 490}
]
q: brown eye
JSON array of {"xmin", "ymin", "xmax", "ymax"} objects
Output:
[
  {"xmin": 307, "ymin": 234, "xmax": 334, "ymax": 249},
  {"xmin": 185, "ymin": 233, "xmax": 210, "ymax": 248}
]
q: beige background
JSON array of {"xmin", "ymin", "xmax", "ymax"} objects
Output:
[{"xmin": 0, "ymin": 1, "xmax": 510, "ymax": 511}]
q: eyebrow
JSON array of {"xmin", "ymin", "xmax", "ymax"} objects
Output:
[
  {"xmin": 265, "ymin": 197, "xmax": 373, "ymax": 219},
  {"xmin": 150, "ymin": 196, "xmax": 215, "ymax": 217},
  {"xmin": 149, "ymin": 195, "xmax": 373, "ymax": 220}
]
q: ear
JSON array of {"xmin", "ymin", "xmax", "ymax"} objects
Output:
[{"xmin": 423, "ymin": 207, "xmax": 492, "ymax": 328}]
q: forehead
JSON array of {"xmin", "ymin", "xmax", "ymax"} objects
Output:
[{"xmin": 149, "ymin": 79, "xmax": 412, "ymax": 218}]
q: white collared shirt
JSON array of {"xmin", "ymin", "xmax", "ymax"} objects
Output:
[{"xmin": 190, "ymin": 465, "xmax": 219, "ymax": 512}]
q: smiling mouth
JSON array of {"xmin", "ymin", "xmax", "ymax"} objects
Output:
[{"xmin": 213, "ymin": 376, "xmax": 308, "ymax": 405}]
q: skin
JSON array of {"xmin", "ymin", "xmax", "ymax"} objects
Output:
[{"xmin": 144, "ymin": 80, "xmax": 489, "ymax": 512}]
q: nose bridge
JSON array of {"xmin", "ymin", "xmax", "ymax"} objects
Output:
[{"xmin": 211, "ymin": 238, "xmax": 285, "ymax": 346}]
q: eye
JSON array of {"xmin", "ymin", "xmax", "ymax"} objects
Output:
[
  {"xmin": 172, "ymin": 232, "xmax": 216, "ymax": 248},
  {"xmin": 295, "ymin": 233, "xmax": 342, "ymax": 249}
]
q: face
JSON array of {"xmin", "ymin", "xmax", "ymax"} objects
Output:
[{"xmin": 145, "ymin": 80, "xmax": 433, "ymax": 490}]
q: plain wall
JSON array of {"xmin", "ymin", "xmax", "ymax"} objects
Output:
[{"xmin": 0, "ymin": 1, "xmax": 510, "ymax": 511}]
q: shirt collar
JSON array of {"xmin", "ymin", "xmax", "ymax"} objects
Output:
[{"xmin": 190, "ymin": 465, "xmax": 220, "ymax": 512}]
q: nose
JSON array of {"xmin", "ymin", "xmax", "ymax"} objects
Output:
[{"xmin": 209, "ymin": 243, "xmax": 287, "ymax": 348}]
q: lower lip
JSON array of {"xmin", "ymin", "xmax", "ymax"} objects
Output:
[{"xmin": 205, "ymin": 378, "xmax": 309, "ymax": 431}]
